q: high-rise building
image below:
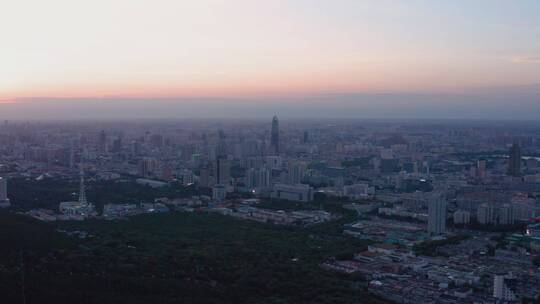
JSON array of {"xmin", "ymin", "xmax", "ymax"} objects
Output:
[
  {"xmin": 216, "ymin": 141, "xmax": 227, "ymax": 158},
  {"xmin": 498, "ymin": 204, "xmax": 515, "ymax": 226},
  {"xmin": 161, "ymin": 165, "xmax": 174, "ymax": 181},
  {"xmin": 98, "ymin": 130, "xmax": 107, "ymax": 154},
  {"xmin": 303, "ymin": 130, "xmax": 309, "ymax": 144},
  {"xmin": 199, "ymin": 166, "xmax": 211, "ymax": 187},
  {"xmin": 246, "ymin": 168, "xmax": 257, "ymax": 189},
  {"xmin": 0, "ymin": 177, "xmax": 10, "ymax": 208},
  {"xmin": 216, "ymin": 129, "xmax": 228, "ymax": 158},
  {"xmin": 453, "ymin": 210, "xmax": 471, "ymax": 225},
  {"xmin": 68, "ymin": 140, "xmax": 75, "ymax": 169},
  {"xmin": 215, "ymin": 157, "xmax": 231, "ymax": 185},
  {"xmin": 512, "ymin": 202, "xmax": 537, "ymax": 222},
  {"xmin": 270, "ymin": 115, "xmax": 280, "ymax": 155},
  {"xmin": 493, "ymin": 274, "xmax": 517, "ymax": 301},
  {"xmin": 508, "ymin": 143, "xmax": 521, "ymax": 177},
  {"xmin": 111, "ymin": 137, "xmax": 122, "ymax": 153},
  {"xmin": 79, "ymin": 166, "xmax": 87, "ymax": 205},
  {"xmin": 380, "ymin": 158, "xmax": 398, "ymax": 174},
  {"xmin": 266, "ymin": 155, "xmax": 282, "ymax": 169},
  {"xmin": 131, "ymin": 141, "xmax": 141, "ymax": 156},
  {"xmin": 212, "ymin": 184, "xmax": 227, "ymax": 201},
  {"xmin": 179, "ymin": 169, "xmax": 194, "ymax": 185},
  {"xmin": 477, "ymin": 159, "xmax": 486, "ymax": 179},
  {"xmin": 0, "ymin": 178, "xmax": 7, "ymax": 201},
  {"xmin": 428, "ymin": 197, "xmax": 446, "ymax": 235},
  {"xmin": 138, "ymin": 157, "xmax": 158, "ymax": 177},
  {"xmin": 288, "ymin": 160, "xmax": 307, "ymax": 184},
  {"xmin": 477, "ymin": 203, "xmax": 496, "ymax": 225},
  {"xmin": 244, "ymin": 156, "xmax": 264, "ymax": 170},
  {"xmin": 246, "ymin": 167, "xmax": 270, "ymax": 190},
  {"xmin": 242, "ymin": 139, "xmax": 261, "ymax": 157}
]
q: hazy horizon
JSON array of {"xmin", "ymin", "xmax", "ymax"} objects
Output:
[{"xmin": 1, "ymin": 84, "xmax": 539, "ymax": 120}]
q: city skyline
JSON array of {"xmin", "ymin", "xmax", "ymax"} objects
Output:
[
  {"xmin": 1, "ymin": 114, "xmax": 540, "ymax": 303},
  {"xmin": 2, "ymin": 2, "xmax": 540, "ymax": 302}
]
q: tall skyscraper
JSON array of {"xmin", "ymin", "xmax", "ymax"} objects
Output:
[
  {"xmin": 131, "ymin": 140, "xmax": 141, "ymax": 156},
  {"xmin": 216, "ymin": 140, "xmax": 227, "ymax": 158},
  {"xmin": 477, "ymin": 203, "xmax": 496, "ymax": 225},
  {"xmin": 199, "ymin": 166, "xmax": 211, "ymax": 187},
  {"xmin": 477, "ymin": 159, "xmax": 486, "ymax": 179},
  {"xmin": 288, "ymin": 160, "xmax": 307, "ymax": 184},
  {"xmin": 98, "ymin": 130, "xmax": 107, "ymax": 154},
  {"xmin": 493, "ymin": 274, "xmax": 517, "ymax": 301},
  {"xmin": 79, "ymin": 165, "xmax": 87, "ymax": 205},
  {"xmin": 0, "ymin": 177, "xmax": 9, "ymax": 207},
  {"xmin": 179, "ymin": 169, "xmax": 194, "ymax": 185},
  {"xmin": 212, "ymin": 184, "xmax": 227, "ymax": 201},
  {"xmin": 69, "ymin": 145, "xmax": 75, "ymax": 169},
  {"xmin": 428, "ymin": 197, "xmax": 446, "ymax": 235},
  {"xmin": 111, "ymin": 137, "xmax": 122, "ymax": 153},
  {"xmin": 498, "ymin": 204, "xmax": 515, "ymax": 226},
  {"xmin": 138, "ymin": 157, "xmax": 158, "ymax": 177},
  {"xmin": 215, "ymin": 157, "xmax": 231, "ymax": 185},
  {"xmin": 270, "ymin": 115, "xmax": 280, "ymax": 155},
  {"xmin": 246, "ymin": 167, "xmax": 270, "ymax": 189},
  {"xmin": 508, "ymin": 143, "xmax": 521, "ymax": 177}
]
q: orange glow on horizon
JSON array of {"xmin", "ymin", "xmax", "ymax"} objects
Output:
[{"xmin": 1, "ymin": 1, "xmax": 539, "ymax": 103}]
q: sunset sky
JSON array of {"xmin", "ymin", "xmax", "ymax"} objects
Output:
[{"xmin": 1, "ymin": 0, "xmax": 539, "ymax": 119}]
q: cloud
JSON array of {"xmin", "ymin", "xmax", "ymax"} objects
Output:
[{"xmin": 510, "ymin": 56, "xmax": 540, "ymax": 63}]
